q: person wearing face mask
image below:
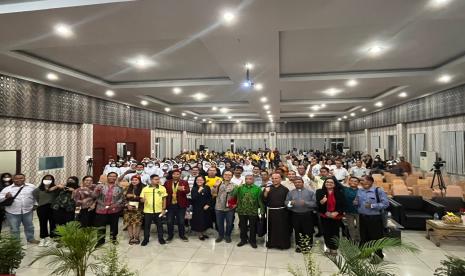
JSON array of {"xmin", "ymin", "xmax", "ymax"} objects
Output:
[
  {"xmin": 0, "ymin": 172, "xmax": 13, "ymax": 233},
  {"xmin": 49, "ymin": 176, "xmax": 79, "ymax": 226},
  {"xmin": 184, "ymin": 166, "xmax": 200, "ymax": 193},
  {"xmin": 33, "ymin": 174, "xmax": 58, "ymax": 247},
  {"xmin": 120, "ymin": 163, "xmax": 151, "ymax": 185},
  {"xmin": 119, "ymin": 162, "xmax": 131, "ymax": 175},
  {"xmin": 73, "ymin": 176, "xmax": 96, "ymax": 227},
  {"xmin": 103, "ymin": 161, "xmax": 121, "ymax": 176},
  {"xmin": 144, "ymin": 161, "xmax": 159, "ymax": 176}
]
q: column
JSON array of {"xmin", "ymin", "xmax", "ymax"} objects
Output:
[
  {"xmin": 181, "ymin": 130, "xmax": 187, "ymax": 152},
  {"xmin": 364, "ymin": 128, "xmax": 371, "ymax": 155},
  {"xmin": 396, "ymin": 123, "xmax": 407, "ymax": 158}
]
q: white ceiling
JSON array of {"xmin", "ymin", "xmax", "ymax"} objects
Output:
[{"xmin": 1, "ymin": 0, "xmax": 465, "ymax": 123}]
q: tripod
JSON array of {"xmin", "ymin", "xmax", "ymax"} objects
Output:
[{"xmin": 430, "ymin": 168, "xmax": 446, "ymax": 197}]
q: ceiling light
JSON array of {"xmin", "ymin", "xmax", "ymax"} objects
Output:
[
  {"xmin": 263, "ymin": 105, "xmax": 270, "ymax": 110},
  {"xmin": 438, "ymin": 74, "xmax": 452, "ymax": 83},
  {"xmin": 208, "ymin": 121, "xmax": 212, "ymax": 124},
  {"xmin": 266, "ymin": 110, "xmax": 271, "ymax": 114},
  {"xmin": 338, "ymin": 118, "xmax": 342, "ymax": 121},
  {"xmin": 399, "ymin": 92, "xmax": 408, "ymax": 98},
  {"xmin": 311, "ymin": 105, "xmax": 321, "ymax": 111},
  {"xmin": 236, "ymin": 120, "xmax": 240, "ymax": 123},
  {"xmin": 254, "ymin": 83, "xmax": 263, "ymax": 91},
  {"xmin": 220, "ymin": 107, "xmax": 228, "ymax": 113},
  {"xmin": 242, "ymin": 81, "xmax": 252, "ymax": 88},
  {"xmin": 375, "ymin": 101, "xmax": 383, "ymax": 107},
  {"xmin": 267, "ymin": 114, "xmax": 273, "ymax": 118},
  {"xmin": 222, "ymin": 11, "xmax": 235, "ymax": 24},
  {"xmin": 202, "ymin": 118, "xmax": 206, "ymax": 122},
  {"xmin": 105, "ymin": 90, "xmax": 115, "ymax": 97},
  {"xmin": 54, "ymin": 23, "xmax": 73, "ymax": 38},
  {"xmin": 343, "ymin": 115, "xmax": 348, "ymax": 119},
  {"xmin": 192, "ymin": 93, "xmax": 207, "ymax": 101},
  {"xmin": 127, "ymin": 55, "xmax": 155, "ymax": 69},
  {"xmin": 346, "ymin": 79, "xmax": 358, "ymax": 87},
  {"xmin": 350, "ymin": 113, "xmax": 356, "ymax": 117},
  {"xmin": 309, "ymin": 114, "xmax": 314, "ymax": 118},
  {"xmin": 212, "ymin": 106, "xmax": 218, "ymax": 111},
  {"xmin": 46, "ymin": 73, "xmax": 58, "ymax": 81},
  {"xmin": 228, "ymin": 116, "xmax": 232, "ymax": 119},
  {"xmin": 367, "ymin": 44, "xmax": 386, "ymax": 57},
  {"xmin": 429, "ymin": 0, "xmax": 452, "ymax": 8},
  {"xmin": 245, "ymin": 63, "xmax": 254, "ymax": 70},
  {"xmin": 361, "ymin": 108, "xmax": 367, "ymax": 112},
  {"xmin": 260, "ymin": 97, "xmax": 267, "ymax": 103},
  {"xmin": 141, "ymin": 100, "xmax": 149, "ymax": 106},
  {"xmin": 164, "ymin": 107, "xmax": 171, "ymax": 112},
  {"xmin": 181, "ymin": 112, "xmax": 186, "ymax": 116},
  {"xmin": 323, "ymin": 87, "xmax": 342, "ymax": 96},
  {"xmin": 320, "ymin": 104, "xmax": 326, "ymax": 108},
  {"xmin": 194, "ymin": 116, "xmax": 198, "ymax": 120},
  {"xmin": 172, "ymin": 87, "xmax": 182, "ymax": 94},
  {"xmin": 269, "ymin": 118, "xmax": 273, "ymax": 122}
]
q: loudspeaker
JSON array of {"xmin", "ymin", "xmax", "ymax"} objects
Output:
[{"xmin": 199, "ymin": 145, "xmax": 205, "ymax": 151}]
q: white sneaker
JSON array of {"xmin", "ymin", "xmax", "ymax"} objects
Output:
[
  {"xmin": 45, "ymin": 237, "xmax": 52, "ymax": 247},
  {"xmin": 39, "ymin": 238, "xmax": 46, "ymax": 247}
]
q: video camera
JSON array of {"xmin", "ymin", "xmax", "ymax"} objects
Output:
[{"xmin": 431, "ymin": 160, "xmax": 446, "ymax": 171}]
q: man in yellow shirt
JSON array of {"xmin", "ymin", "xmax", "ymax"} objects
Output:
[
  {"xmin": 205, "ymin": 167, "xmax": 222, "ymax": 188},
  {"xmin": 140, "ymin": 174, "xmax": 167, "ymax": 245}
]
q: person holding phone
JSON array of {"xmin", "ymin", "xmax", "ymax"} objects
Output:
[{"xmin": 50, "ymin": 176, "xmax": 79, "ymax": 227}]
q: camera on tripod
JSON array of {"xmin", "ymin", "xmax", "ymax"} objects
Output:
[{"xmin": 431, "ymin": 160, "xmax": 445, "ymax": 171}]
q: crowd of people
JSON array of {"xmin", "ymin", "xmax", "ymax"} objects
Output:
[{"xmin": 0, "ymin": 148, "xmax": 410, "ymax": 257}]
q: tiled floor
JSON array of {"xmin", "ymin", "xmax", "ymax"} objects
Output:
[{"xmin": 12, "ymin": 219, "xmax": 465, "ymax": 276}]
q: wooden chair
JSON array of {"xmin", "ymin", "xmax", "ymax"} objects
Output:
[
  {"xmin": 419, "ymin": 187, "xmax": 433, "ymax": 199},
  {"xmin": 392, "ymin": 185, "xmax": 411, "ymax": 196},
  {"xmin": 377, "ymin": 183, "xmax": 391, "ymax": 195},
  {"xmin": 99, "ymin": 175, "xmax": 107, "ymax": 184},
  {"xmin": 392, "ymin": 179, "xmax": 406, "ymax": 186},
  {"xmin": 445, "ymin": 185, "xmax": 464, "ymax": 198},
  {"xmin": 405, "ymin": 176, "xmax": 418, "ymax": 188}
]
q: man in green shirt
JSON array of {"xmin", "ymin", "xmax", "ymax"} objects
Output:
[{"xmin": 232, "ymin": 175, "xmax": 265, "ymax": 248}]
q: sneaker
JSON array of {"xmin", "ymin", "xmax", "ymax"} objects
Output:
[
  {"xmin": 28, "ymin": 239, "xmax": 40, "ymax": 245},
  {"xmin": 237, "ymin": 241, "xmax": 247, "ymax": 247},
  {"xmin": 39, "ymin": 239, "xmax": 46, "ymax": 247},
  {"xmin": 45, "ymin": 237, "xmax": 53, "ymax": 247},
  {"xmin": 225, "ymin": 236, "xmax": 231, "ymax": 243},
  {"xmin": 141, "ymin": 240, "xmax": 149, "ymax": 246},
  {"xmin": 215, "ymin": 237, "xmax": 224, "ymax": 243},
  {"xmin": 180, "ymin": 236, "xmax": 188, "ymax": 242},
  {"xmin": 250, "ymin": 242, "xmax": 257, "ymax": 249},
  {"xmin": 159, "ymin": 239, "xmax": 166, "ymax": 245}
]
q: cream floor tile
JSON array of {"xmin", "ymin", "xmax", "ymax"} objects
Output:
[
  {"xmin": 266, "ymin": 252, "xmax": 304, "ymax": 269},
  {"xmin": 395, "ymin": 264, "xmax": 434, "ymax": 276},
  {"xmin": 190, "ymin": 247, "xmax": 232, "ymax": 264},
  {"xmin": 179, "ymin": 262, "xmax": 225, "ymax": 276},
  {"xmin": 265, "ymin": 267, "xmax": 293, "ymax": 276},
  {"xmin": 16, "ymin": 267, "xmax": 53, "ymax": 276},
  {"xmin": 156, "ymin": 246, "xmax": 199, "ymax": 261},
  {"xmin": 415, "ymin": 249, "xmax": 448, "ymax": 271},
  {"xmin": 222, "ymin": 265, "xmax": 265, "ymax": 276},
  {"xmin": 139, "ymin": 259, "xmax": 187, "ymax": 276},
  {"xmin": 227, "ymin": 250, "xmax": 267, "ymax": 267}
]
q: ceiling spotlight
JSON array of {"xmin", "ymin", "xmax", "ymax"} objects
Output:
[
  {"xmin": 105, "ymin": 90, "xmax": 115, "ymax": 97},
  {"xmin": 228, "ymin": 116, "xmax": 232, "ymax": 119},
  {"xmin": 343, "ymin": 115, "xmax": 348, "ymax": 119},
  {"xmin": 399, "ymin": 92, "xmax": 408, "ymax": 98},
  {"xmin": 194, "ymin": 116, "xmax": 198, "ymax": 120},
  {"xmin": 222, "ymin": 11, "xmax": 235, "ymax": 24},
  {"xmin": 367, "ymin": 44, "xmax": 386, "ymax": 57},
  {"xmin": 267, "ymin": 114, "xmax": 273, "ymax": 118},
  {"xmin": 429, "ymin": 0, "xmax": 452, "ymax": 8},
  {"xmin": 260, "ymin": 97, "xmax": 268, "ymax": 103},
  {"xmin": 245, "ymin": 63, "xmax": 254, "ymax": 70},
  {"xmin": 54, "ymin": 23, "xmax": 73, "ymax": 38},
  {"xmin": 181, "ymin": 112, "xmax": 186, "ymax": 116},
  {"xmin": 236, "ymin": 120, "xmax": 240, "ymax": 123},
  {"xmin": 172, "ymin": 87, "xmax": 182, "ymax": 94},
  {"xmin": 254, "ymin": 83, "xmax": 263, "ymax": 91},
  {"xmin": 361, "ymin": 108, "xmax": 367, "ymax": 112},
  {"xmin": 309, "ymin": 114, "xmax": 314, "ymax": 118},
  {"xmin": 164, "ymin": 107, "xmax": 171, "ymax": 112},
  {"xmin": 338, "ymin": 118, "xmax": 342, "ymax": 121},
  {"xmin": 242, "ymin": 80, "xmax": 253, "ymax": 88},
  {"xmin": 208, "ymin": 121, "xmax": 212, "ymax": 124},
  {"xmin": 141, "ymin": 100, "xmax": 149, "ymax": 106},
  {"xmin": 219, "ymin": 107, "xmax": 228, "ymax": 113},
  {"xmin": 350, "ymin": 113, "xmax": 356, "ymax": 117},
  {"xmin": 212, "ymin": 106, "xmax": 218, "ymax": 111},
  {"xmin": 375, "ymin": 101, "xmax": 383, "ymax": 107},
  {"xmin": 266, "ymin": 110, "xmax": 271, "ymax": 114},
  {"xmin": 346, "ymin": 79, "xmax": 358, "ymax": 87},
  {"xmin": 311, "ymin": 105, "xmax": 321, "ymax": 111},
  {"xmin": 320, "ymin": 103, "xmax": 326, "ymax": 108},
  {"xmin": 269, "ymin": 118, "xmax": 273, "ymax": 122},
  {"xmin": 437, "ymin": 74, "xmax": 452, "ymax": 83},
  {"xmin": 323, "ymin": 87, "xmax": 342, "ymax": 96},
  {"xmin": 263, "ymin": 105, "xmax": 270, "ymax": 110},
  {"xmin": 127, "ymin": 55, "xmax": 155, "ymax": 69},
  {"xmin": 202, "ymin": 118, "xmax": 206, "ymax": 122},
  {"xmin": 192, "ymin": 93, "xmax": 207, "ymax": 101},
  {"xmin": 46, "ymin": 73, "xmax": 58, "ymax": 81}
]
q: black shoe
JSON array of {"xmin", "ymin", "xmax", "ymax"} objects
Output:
[
  {"xmin": 202, "ymin": 234, "xmax": 209, "ymax": 239},
  {"xmin": 199, "ymin": 236, "xmax": 205, "ymax": 241},
  {"xmin": 295, "ymin": 247, "xmax": 302, "ymax": 253},
  {"xmin": 167, "ymin": 236, "xmax": 174, "ymax": 242},
  {"xmin": 237, "ymin": 241, "xmax": 247, "ymax": 247},
  {"xmin": 225, "ymin": 236, "xmax": 231, "ymax": 243},
  {"xmin": 250, "ymin": 242, "xmax": 257, "ymax": 248},
  {"xmin": 315, "ymin": 232, "xmax": 323, "ymax": 237},
  {"xmin": 159, "ymin": 239, "xmax": 166, "ymax": 245},
  {"xmin": 180, "ymin": 236, "xmax": 188, "ymax": 242},
  {"xmin": 141, "ymin": 240, "xmax": 149, "ymax": 246},
  {"xmin": 215, "ymin": 237, "xmax": 223, "ymax": 243}
]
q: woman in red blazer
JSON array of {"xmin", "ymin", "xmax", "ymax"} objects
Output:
[{"xmin": 164, "ymin": 169, "xmax": 190, "ymax": 241}]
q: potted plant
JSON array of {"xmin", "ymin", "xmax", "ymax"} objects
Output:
[
  {"xmin": 0, "ymin": 234, "xmax": 25, "ymax": 276},
  {"xmin": 94, "ymin": 243, "xmax": 137, "ymax": 276},
  {"xmin": 288, "ymin": 238, "xmax": 323, "ymax": 276},
  {"xmin": 434, "ymin": 255, "xmax": 465, "ymax": 276}
]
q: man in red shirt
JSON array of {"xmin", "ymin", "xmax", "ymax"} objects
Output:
[{"xmin": 164, "ymin": 170, "xmax": 190, "ymax": 241}]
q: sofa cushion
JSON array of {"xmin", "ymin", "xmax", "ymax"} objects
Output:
[
  {"xmin": 432, "ymin": 197, "xmax": 464, "ymax": 212},
  {"xmin": 393, "ymin": 195, "xmax": 424, "ymax": 210}
]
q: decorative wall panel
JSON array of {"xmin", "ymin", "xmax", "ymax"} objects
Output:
[
  {"xmin": 0, "ymin": 74, "xmax": 202, "ymax": 133},
  {"xmin": 204, "ymin": 121, "xmax": 347, "ymax": 134},
  {"xmin": 0, "ymin": 118, "xmax": 92, "ymax": 185}
]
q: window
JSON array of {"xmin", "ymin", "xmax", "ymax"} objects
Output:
[
  {"xmin": 440, "ymin": 131, "xmax": 465, "ymax": 175},
  {"xmin": 409, "ymin": 133, "xmax": 425, "ymax": 167},
  {"xmin": 38, "ymin": 156, "xmax": 64, "ymax": 171}
]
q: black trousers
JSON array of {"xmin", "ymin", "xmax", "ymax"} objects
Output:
[
  {"xmin": 321, "ymin": 217, "xmax": 341, "ymax": 250},
  {"xmin": 78, "ymin": 208, "xmax": 95, "ymax": 227},
  {"xmin": 95, "ymin": 212, "xmax": 120, "ymax": 245},
  {"xmin": 37, "ymin": 204, "xmax": 56, "ymax": 238},
  {"xmin": 291, "ymin": 211, "xmax": 314, "ymax": 248},
  {"xmin": 239, "ymin": 214, "xmax": 258, "ymax": 244},
  {"xmin": 53, "ymin": 208, "xmax": 75, "ymax": 226},
  {"xmin": 359, "ymin": 214, "xmax": 384, "ymax": 257},
  {"xmin": 0, "ymin": 208, "xmax": 4, "ymax": 234},
  {"xmin": 143, "ymin": 213, "xmax": 164, "ymax": 242},
  {"xmin": 312, "ymin": 211, "xmax": 323, "ymax": 234}
]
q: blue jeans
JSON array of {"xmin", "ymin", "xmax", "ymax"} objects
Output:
[
  {"xmin": 167, "ymin": 204, "xmax": 186, "ymax": 238},
  {"xmin": 215, "ymin": 209, "xmax": 235, "ymax": 238},
  {"xmin": 6, "ymin": 211, "xmax": 35, "ymax": 241}
]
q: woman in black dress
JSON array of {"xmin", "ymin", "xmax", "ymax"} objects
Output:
[{"xmin": 190, "ymin": 175, "xmax": 213, "ymax": 240}]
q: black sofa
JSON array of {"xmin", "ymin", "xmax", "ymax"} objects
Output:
[
  {"xmin": 431, "ymin": 197, "xmax": 465, "ymax": 217},
  {"xmin": 391, "ymin": 195, "xmax": 445, "ymax": 230}
]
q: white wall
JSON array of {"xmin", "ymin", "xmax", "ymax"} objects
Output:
[
  {"xmin": 151, "ymin": 129, "xmax": 182, "ymax": 158},
  {"xmin": 0, "ymin": 118, "xmax": 93, "ymax": 184}
]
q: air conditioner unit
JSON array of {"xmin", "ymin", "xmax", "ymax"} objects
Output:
[
  {"xmin": 420, "ymin": 151, "xmax": 437, "ymax": 171},
  {"xmin": 375, "ymin": 148, "xmax": 385, "ymax": 160}
]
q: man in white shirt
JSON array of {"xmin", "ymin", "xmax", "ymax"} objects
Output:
[
  {"xmin": 349, "ymin": 160, "xmax": 368, "ymax": 178},
  {"xmin": 103, "ymin": 161, "xmax": 120, "ymax": 176},
  {"xmin": 332, "ymin": 159, "xmax": 349, "ymax": 185},
  {"xmin": 119, "ymin": 163, "xmax": 151, "ymax": 185},
  {"xmin": 242, "ymin": 159, "xmax": 254, "ymax": 176},
  {"xmin": 231, "ymin": 166, "xmax": 245, "ymax": 186},
  {"xmin": 0, "ymin": 174, "xmax": 39, "ymax": 244},
  {"xmin": 145, "ymin": 161, "xmax": 163, "ymax": 177},
  {"xmin": 296, "ymin": 164, "xmax": 312, "ymax": 189}
]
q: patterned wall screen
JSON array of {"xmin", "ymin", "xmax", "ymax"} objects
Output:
[
  {"xmin": 0, "ymin": 74, "xmax": 202, "ymax": 133},
  {"xmin": 204, "ymin": 121, "xmax": 348, "ymax": 134},
  {"xmin": 350, "ymin": 83, "xmax": 465, "ymax": 131}
]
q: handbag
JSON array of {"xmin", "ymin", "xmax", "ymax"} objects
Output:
[
  {"xmin": 0, "ymin": 186, "xmax": 25, "ymax": 207},
  {"xmin": 226, "ymin": 194, "xmax": 237, "ymax": 209},
  {"xmin": 256, "ymin": 213, "xmax": 267, "ymax": 237}
]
